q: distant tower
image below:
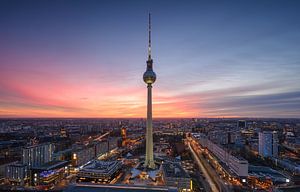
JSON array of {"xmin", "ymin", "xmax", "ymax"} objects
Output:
[
  {"xmin": 237, "ymin": 120, "xmax": 246, "ymax": 129},
  {"xmin": 121, "ymin": 127, "xmax": 127, "ymax": 147},
  {"xmin": 143, "ymin": 13, "xmax": 156, "ymax": 169},
  {"xmin": 121, "ymin": 127, "xmax": 127, "ymax": 140},
  {"xmin": 60, "ymin": 127, "xmax": 67, "ymax": 137}
]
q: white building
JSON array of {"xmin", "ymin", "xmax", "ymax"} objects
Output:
[
  {"xmin": 259, "ymin": 131, "xmax": 278, "ymax": 158},
  {"xmin": 192, "ymin": 133, "xmax": 248, "ymax": 177},
  {"xmin": 22, "ymin": 143, "xmax": 54, "ymax": 167},
  {"xmin": 228, "ymin": 155, "xmax": 248, "ymax": 177},
  {"xmin": 77, "ymin": 160, "xmax": 122, "ymax": 183}
]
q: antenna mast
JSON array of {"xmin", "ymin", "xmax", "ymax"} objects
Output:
[{"xmin": 148, "ymin": 13, "xmax": 151, "ymax": 60}]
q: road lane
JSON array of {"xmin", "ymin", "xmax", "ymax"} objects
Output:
[{"xmin": 188, "ymin": 142, "xmax": 219, "ymax": 192}]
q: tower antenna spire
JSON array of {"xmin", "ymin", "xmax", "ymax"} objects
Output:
[{"xmin": 148, "ymin": 13, "xmax": 151, "ymax": 60}]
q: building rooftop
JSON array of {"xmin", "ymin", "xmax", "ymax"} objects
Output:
[
  {"xmin": 81, "ymin": 160, "xmax": 121, "ymax": 173},
  {"xmin": 161, "ymin": 162, "xmax": 189, "ymax": 178},
  {"xmin": 249, "ymin": 165, "xmax": 289, "ymax": 183},
  {"xmin": 23, "ymin": 142, "xmax": 51, "ymax": 149},
  {"xmin": 32, "ymin": 160, "xmax": 68, "ymax": 170},
  {"xmin": 0, "ymin": 158, "xmax": 19, "ymax": 165},
  {"xmin": 65, "ymin": 184, "xmax": 177, "ymax": 192}
]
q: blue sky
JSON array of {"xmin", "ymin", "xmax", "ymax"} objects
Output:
[{"xmin": 0, "ymin": 0, "xmax": 299, "ymax": 118}]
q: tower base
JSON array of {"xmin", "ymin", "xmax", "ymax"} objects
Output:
[{"xmin": 144, "ymin": 160, "xmax": 156, "ymax": 169}]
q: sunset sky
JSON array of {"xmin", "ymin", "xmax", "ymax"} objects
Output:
[{"xmin": 0, "ymin": 0, "xmax": 300, "ymax": 118}]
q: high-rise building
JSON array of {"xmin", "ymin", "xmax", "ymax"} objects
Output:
[
  {"xmin": 121, "ymin": 127, "xmax": 127, "ymax": 140},
  {"xmin": 238, "ymin": 120, "xmax": 246, "ymax": 129},
  {"xmin": 143, "ymin": 13, "xmax": 156, "ymax": 169},
  {"xmin": 121, "ymin": 127, "xmax": 127, "ymax": 147},
  {"xmin": 60, "ymin": 127, "xmax": 67, "ymax": 137},
  {"xmin": 22, "ymin": 143, "xmax": 54, "ymax": 167},
  {"xmin": 259, "ymin": 131, "xmax": 278, "ymax": 158}
]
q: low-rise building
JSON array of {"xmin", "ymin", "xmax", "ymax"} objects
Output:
[
  {"xmin": 161, "ymin": 162, "xmax": 192, "ymax": 191},
  {"xmin": 191, "ymin": 133, "xmax": 248, "ymax": 178},
  {"xmin": 228, "ymin": 155, "xmax": 248, "ymax": 177},
  {"xmin": 6, "ymin": 163, "xmax": 28, "ymax": 186},
  {"xmin": 31, "ymin": 160, "xmax": 69, "ymax": 188},
  {"xmin": 76, "ymin": 160, "xmax": 122, "ymax": 184}
]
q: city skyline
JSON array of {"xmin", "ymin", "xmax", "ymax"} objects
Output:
[{"xmin": 1, "ymin": 0, "xmax": 300, "ymax": 118}]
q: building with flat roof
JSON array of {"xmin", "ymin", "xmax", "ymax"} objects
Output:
[
  {"xmin": 191, "ymin": 133, "xmax": 248, "ymax": 178},
  {"xmin": 77, "ymin": 160, "xmax": 122, "ymax": 184},
  {"xmin": 22, "ymin": 143, "xmax": 54, "ymax": 168},
  {"xmin": 72, "ymin": 146, "xmax": 95, "ymax": 167},
  {"xmin": 6, "ymin": 163, "xmax": 28, "ymax": 186},
  {"xmin": 31, "ymin": 160, "xmax": 69, "ymax": 188},
  {"xmin": 161, "ymin": 162, "xmax": 191, "ymax": 191},
  {"xmin": 259, "ymin": 131, "xmax": 278, "ymax": 158},
  {"xmin": 65, "ymin": 183, "xmax": 177, "ymax": 192},
  {"xmin": 248, "ymin": 165, "xmax": 290, "ymax": 184},
  {"xmin": 0, "ymin": 158, "xmax": 18, "ymax": 181}
]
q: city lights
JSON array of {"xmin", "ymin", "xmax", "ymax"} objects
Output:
[{"xmin": 0, "ymin": 1, "xmax": 300, "ymax": 192}]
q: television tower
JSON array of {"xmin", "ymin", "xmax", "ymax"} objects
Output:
[{"xmin": 143, "ymin": 13, "xmax": 156, "ymax": 169}]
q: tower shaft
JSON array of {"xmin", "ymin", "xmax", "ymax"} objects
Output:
[{"xmin": 145, "ymin": 84, "xmax": 155, "ymax": 168}]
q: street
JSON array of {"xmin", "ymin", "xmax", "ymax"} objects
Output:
[{"xmin": 188, "ymin": 142, "xmax": 218, "ymax": 192}]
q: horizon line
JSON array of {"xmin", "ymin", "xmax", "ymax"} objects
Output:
[{"xmin": 0, "ymin": 116, "xmax": 299, "ymax": 120}]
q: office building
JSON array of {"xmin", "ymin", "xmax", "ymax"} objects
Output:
[
  {"xmin": 72, "ymin": 146, "xmax": 95, "ymax": 167},
  {"xmin": 76, "ymin": 160, "xmax": 122, "ymax": 183},
  {"xmin": 22, "ymin": 143, "xmax": 54, "ymax": 168},
  {"xmin": 6, "ymin": 163, "xmax": 28, "ymax": 186},
  {"xmin": 259, "ymin": 131, "xmax": 278, "ymax": 158},
  {"xmin": 238, "ymin": 120, "xmax": 246, "ymax": 129}
]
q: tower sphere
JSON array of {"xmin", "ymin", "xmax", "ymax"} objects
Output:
[{"xmin": 143, "ymin": 69, "xmax": 156, "ymax": 84}]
